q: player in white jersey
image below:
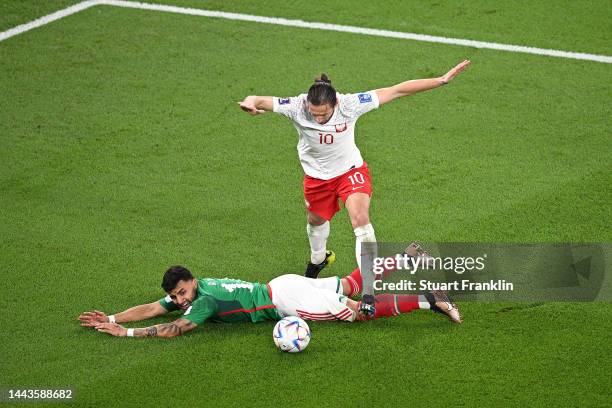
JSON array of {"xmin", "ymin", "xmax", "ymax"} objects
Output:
[{"xmin": 238, "ymin": 60, "xmax": 470, "ymax": 317}]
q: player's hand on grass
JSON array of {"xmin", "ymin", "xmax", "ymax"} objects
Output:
[
  {"xmin": 93, "ymin": 322, "xmax": 128, "ymax": 337},
  {"xmin": 238, "ymin": 96, "xmax": 266, "ymax": 115},
  {"xmin": 440, "ymin": 60, "xmax": 471, "ymax": 84},
  {"xmin": 358, "ymin": 294, "xmax": 376, "ymax": 320},
  {"xmin": 78, "ymin": 310, "xmax": 110, "ymax": 327}
]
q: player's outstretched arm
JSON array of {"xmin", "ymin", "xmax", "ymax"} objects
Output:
[
  {"xmin": 375, "ymin": 60, "xmax": 470, "ymax": 106},
  {"xmin": 93, "ymin": 318, "xmax": 197, "ymax": 338},
  {"xmin": 78, "ymin": 301, "xmax": 167, "ymax": 327},
  {"xmin": 238, "ymin": 95, "xmax": 274, "ymax": 115}
]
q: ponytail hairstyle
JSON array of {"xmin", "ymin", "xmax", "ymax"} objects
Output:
[{"xmin": 307, "ymin": 73, "xmax": 337, "ymax": 107}]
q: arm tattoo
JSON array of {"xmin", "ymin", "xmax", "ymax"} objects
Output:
[
  {"xmin": 147, "ymin": 323, "xmax": 181, "ymax": 337},
  {"xmin": 139, "ymin": 320, "xmax": 197, "ymax": 338}
]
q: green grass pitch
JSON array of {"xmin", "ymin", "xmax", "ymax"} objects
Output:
[{"xmin": 1, "ymin": 1, "xmax": 610, "ymax": 406}]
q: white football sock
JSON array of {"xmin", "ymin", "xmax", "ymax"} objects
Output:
[
  {"xmin": 354, "ymin": 223, "xmax": 377, "ymax": 296},
  {"xmin": 307, "ymin": 221, "xmax": 330, "ymax": 264}
]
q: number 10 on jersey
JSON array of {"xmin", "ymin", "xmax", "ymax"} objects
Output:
[{"xmin": 318, "ymin": 133, "xmax": 334, "ymax": 144}]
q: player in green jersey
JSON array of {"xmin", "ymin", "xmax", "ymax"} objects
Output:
[{"xmin": 79, "ymin": 248, "xmax": 461, "ymax": 339}]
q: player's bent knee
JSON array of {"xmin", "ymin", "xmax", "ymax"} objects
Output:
[
  {"xmin": 307, "ymin": 212, "xmax": 327, "ymax": 226},
  {"xmin": 350, "ymin": 213, "xmax": 370, "ymax": 229},
  {"xmin": 340, "ymin": 278, "xmax": 352, "ymax": 296}
]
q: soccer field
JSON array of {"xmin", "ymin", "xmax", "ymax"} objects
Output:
[{"xmin": 1, "ymin": 1, "xmax": 611, "ymax": 406}]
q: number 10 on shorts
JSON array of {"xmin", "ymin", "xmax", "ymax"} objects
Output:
[{"xmin": 348, "ymin": 172, "xmax": 365, "ymax": 185}]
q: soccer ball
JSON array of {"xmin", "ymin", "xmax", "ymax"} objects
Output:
[{"xmin": 273, "ymin": 316, "xmax": 311, "ymax": 353}]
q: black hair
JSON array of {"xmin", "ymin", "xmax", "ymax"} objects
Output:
[
  {"xmin": 307, "ymin": 73, "xmax": 337, "ymax": 106},
  {"xmin": 161, "ymin": 265, "xmax": 194, "ymax": 293}
]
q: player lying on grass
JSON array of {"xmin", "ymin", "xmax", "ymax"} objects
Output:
[{"xmin": 78, "ymin": 246, "xmax": 461, "ymax": 338}]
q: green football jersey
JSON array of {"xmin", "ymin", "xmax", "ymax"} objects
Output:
[{"xmin": 158, "ymin": 278, "xmax": 280, "ymax": 325}]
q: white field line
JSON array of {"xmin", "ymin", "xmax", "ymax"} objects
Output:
[
  {"xmin": 1, "ymin": 0, "xmax": 611, "ymax": 64},
  {"xmin": 0, "ymin": 0, "xmax": 102, "ymax": 42}
]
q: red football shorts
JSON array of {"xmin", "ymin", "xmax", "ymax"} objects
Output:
[{"xmin": 303, "ymin": 163, "xmax": 373, "ymax": 221}]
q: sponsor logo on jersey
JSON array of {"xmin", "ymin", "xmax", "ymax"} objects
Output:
[
  {"xmin": 278, "ymin": 98, "xmax": 290, "ymax": 105},
  {"xmin": 358, "ymin": 93, "xmax": 372, "ymax": 103},
  {"xmin": 335, "ymin": 122, "xmax": 347, "ymax": 133}
]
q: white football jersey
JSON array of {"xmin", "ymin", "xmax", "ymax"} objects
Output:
[{"xmin": 272, "ymin": 91, "xmax": 379, "ymax": 180}]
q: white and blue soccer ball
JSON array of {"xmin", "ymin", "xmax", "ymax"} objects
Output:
[{"xmin": 273, "ymin": 316, "xmax": 311, "ymax": 353}]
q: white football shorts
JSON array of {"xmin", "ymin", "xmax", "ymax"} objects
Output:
[{"xmin": 268, "ymin": 274, "xmax": 356, "ymax": 322}]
